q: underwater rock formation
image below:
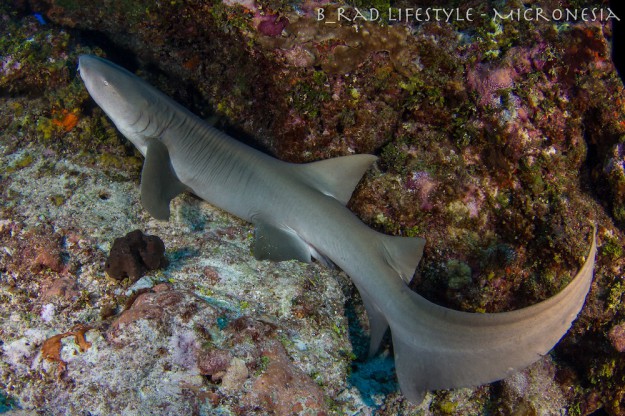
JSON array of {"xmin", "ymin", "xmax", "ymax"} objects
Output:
[{"xmin": 1, "ymin": 0, "xmax": 625, "ymax": 414}]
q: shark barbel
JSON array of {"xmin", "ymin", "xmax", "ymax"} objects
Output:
[{"xmin": 79, "ymin": 54, "xmax": 596, "ymax": 402}]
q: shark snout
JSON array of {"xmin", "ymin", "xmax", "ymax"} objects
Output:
[
  {"xmin": 78, "ymin": 54, "xmax": 94, "ymax": 78},
  {"xmin": 78, "ymin": 55, "xmax": 110, "ymax": 86}
]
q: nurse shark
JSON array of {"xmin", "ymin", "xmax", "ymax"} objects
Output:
[{"xmin": 79, "ymin": 55, "xmax": 596, "ymax": 402}]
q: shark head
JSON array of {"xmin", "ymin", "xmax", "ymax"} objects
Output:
[{"xmin": 79, "ymin": 55, "xmax": 151, "ymax": 154}]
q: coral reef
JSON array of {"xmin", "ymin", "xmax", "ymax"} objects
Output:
[
  {"xmin": 0, "ymin": 0, "xmax": 624, "ymax": 414},
  {"xmin": 104, "ymin": 229, "xmax": 169, "ymax": 282}
]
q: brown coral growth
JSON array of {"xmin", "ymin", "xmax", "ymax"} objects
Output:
[
  {"xmin": 41, "ymin": 324, "xmax": 92, "ymax": 377},
  {"xmin": 104, "ymin": 229, "xmax": 169, "ymax": 282}
]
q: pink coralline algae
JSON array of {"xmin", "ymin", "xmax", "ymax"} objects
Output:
[
  {"xmin": 3, "ymin": 225, "xmax": 67, "ymax": 274},
  {"xmin": 461, "ymin": 184, "xmax": 485, "ymax": 219},
  {"xmin": 107, "ymin": 284, "xmax": 186, "ymax": 340},
  {"xmin": 242, "ymin": 340, "xmax": 328, "ymax": 414},
  {"xmin": 197, "ymin": 349, "xmax": 232, "ymax": 378},
  {"xmin": 406, "ymin": 171, "xmax": 438, "ymax": 211},
  {"xmin": 220, "ymin": 0, "xmax": 288, "ymax": 37},
  {"xmin": 467, "ymin": 65, "xmax": 516, "ymax": 107},
  {"xmin": 466, "ymin": 44, "xmax": 547, "ymax": 107},
  {"xmin": 40, "ymin": 277, "xmax": 81, "ymax": 303}
]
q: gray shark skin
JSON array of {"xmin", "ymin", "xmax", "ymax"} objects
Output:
[{"xmin": 79, "ymin": 54, "xmax": 596, "ymax": 403}]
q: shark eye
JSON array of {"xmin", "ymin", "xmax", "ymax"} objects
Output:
[{"xmin": 103, "ymin": 80, "xmax": 109, "ymax": 86}]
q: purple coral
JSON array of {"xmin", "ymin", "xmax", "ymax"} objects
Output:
[{"xmin": 257, "ymin": 15, "xmax": 288, "ymax": 37}]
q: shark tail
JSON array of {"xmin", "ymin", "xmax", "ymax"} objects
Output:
[
  {"xmin": 388, "ymin": 230, "xmax": 596, "ymax": 402},
  {"xmin": 356, "ymin": 233, "xmax": 426, "ymax": 357}
]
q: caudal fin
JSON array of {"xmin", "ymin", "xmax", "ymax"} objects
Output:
[{"xmin": 389, "ymin": 229, "xmax": 596, "ymax": 402}]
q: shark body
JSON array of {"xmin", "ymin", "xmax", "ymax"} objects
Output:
[{"xmin": 79, "ymin": 55, "xmax": 596, "ymax": 402}]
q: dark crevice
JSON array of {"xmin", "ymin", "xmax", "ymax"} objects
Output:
[
  {"xmin": 76, "ymin": 30, "xmax": 140, "ymax": 73},
  {"xmin": 610, "ymin": 0, "xmax": 625, "ymax": 84}
]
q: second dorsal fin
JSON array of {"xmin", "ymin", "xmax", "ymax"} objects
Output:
[{"xmin": 381, "ymin": 234, "xmax": 426, "ymax": 284}]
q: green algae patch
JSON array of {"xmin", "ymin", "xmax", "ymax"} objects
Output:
[
  {"xmin": 603, "ymin": 235, "xmax": 624, "ymax": 260},
  {"xmin": 4, "ymin": 152, "xmax": 35, "ymax": 174}
]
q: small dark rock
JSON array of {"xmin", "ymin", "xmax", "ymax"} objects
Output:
[{"xmin": 104, "ymin": 230, "xmax": 169, "ymax": 282}]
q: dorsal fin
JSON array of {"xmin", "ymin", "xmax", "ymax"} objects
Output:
[
  {"xmin": 381, "ymin": 234, "xmax": 426, "ymax": 284},
  {"xmin": 298, "ymin": 154, "xmax": 378, "ymax": 205}
]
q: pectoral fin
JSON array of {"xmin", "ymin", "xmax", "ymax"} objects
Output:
[
  {"xmin": 140, "ymin": 140, "xmax": 186, "ymax": 220},
  {"xmin": 253, "ymin": 222, "xmax": 312, "ymax": 263}
]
